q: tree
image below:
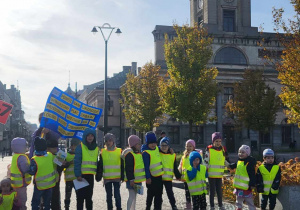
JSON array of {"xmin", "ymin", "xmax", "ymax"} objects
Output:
[
  {"xmin": 272, "ymin": 0, "xmax": 300, "ymax": 127},
  {"xmin": 160, "ymin": 25, "xmax": 218, "ymax": 138},
  {"xmin": 120, "ymin": 62, "xmax": 163, "ymax": 132},
  {"xmin": 226, "ymin": 70, "xmax": 281, "ymax": 154}
]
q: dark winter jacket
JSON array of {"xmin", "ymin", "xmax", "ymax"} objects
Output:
[
  {"xmin": 256, "ymin": 162, "xmax": 281, "ymax": 193},
  {"xmin": 229, "ymin": 156, "xmax": 257, "ymax": 189}
]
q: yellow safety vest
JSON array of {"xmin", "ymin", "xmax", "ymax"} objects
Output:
[
  {"xmin": 208, "ymin": 148, "xmax": 225, "ymax": 178},
  {"xmin": 233, "ymin": 161, "xmax": 250, "ymax": 190},
  {"xmin": 144, "ymin": 147, "xmax": 164, "ymax": 177},
  {"xmin": 160, "ymin": 153, "xmax": 175, "ymax": 181},
  {"xmin": 185, "ymin": 165, "xmax": 207, "ymax": 196},
  {"xmin": 124, "ymin": 152, "xmax": 146, "ymax": 183},
  {"xmin": 11, "ymin": 154, "xmax": 31, "ymax": 188},
  {"xmin": 102, "ymin": 148, "xmax": 122, "ymax": 179},
  {"xmin": 0, "ymin": 192, "xmax": 17, "ymax": 210},
  {"xmin": 32, "ymin": 152, "xmax": 56, "ymax": 190},
  {"xmin": 81, "ymin": 143, "xmax": 99, "ymax": 175},
  {"xmin": 258, "ymin": 165, "xmax": 279, "ymax": 195},
  {"xmin": 64, "ymin": 152, "xmax": 76, "ymax": 181},
  {"xmin": 181, "ymin": 156, "xmax": 190, "ymax": 181}
]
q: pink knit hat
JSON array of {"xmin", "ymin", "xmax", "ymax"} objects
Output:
[
  {"xmin": 212, "ymin": 132, "xmax": 222, "ymax": 143},
  {"xmin": 239, "ymin": 145, "xmax": 251, "ymax": 156},
  {"xmin": 128, "ymin": 135, "xmax": 141, "ymax": 147},
  {"xmin": 186, "ymin": 139, "xmax": 196, "ymax": 148}
]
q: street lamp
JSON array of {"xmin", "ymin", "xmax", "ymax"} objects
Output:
[{"xmin": 91, "ymin": 23, "xmax": 122, "ymax": 135}]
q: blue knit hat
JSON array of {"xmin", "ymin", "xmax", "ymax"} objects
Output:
[
  {"xmin": 145, "ymin": 131, "xmax": 157, "ymax": 144},
  {"xmin": 160, "ymin": 137, "xmax": 170, "ymax": 146},
  {"xmin": 263, "ymin": 148, "xmax": 274, "ymax": 157}
]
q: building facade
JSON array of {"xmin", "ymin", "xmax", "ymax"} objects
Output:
[{"xmin": 152, "ymin": 0, "xmax": 299, "ymax": 152}]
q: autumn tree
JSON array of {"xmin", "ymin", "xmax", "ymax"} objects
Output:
[
  {"xmin": 160, "ymin": 25, "xmax": 218, "ymax": 138},
  {"xmin": 226, "ymin": 70, "xmax": 281, "ymax": 154},
  {"xmin": 120, "ymin": 62, "xmax": 163, "ymax": 132},
  {"xmin": 272, "ymin": 0, "xmax": 300, "ymax": 127}
]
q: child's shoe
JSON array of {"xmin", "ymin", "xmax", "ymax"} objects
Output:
[
  {"xmin": 219, "ymin": 206, "xmax": 226, "ymax": 210},
  {"xmin": 172, "ymin": 206, "xmax": 178, "ymax": 210},
  {"xmin": 184, "ymin": 202, "xmax": 192, "ymax": 210}
]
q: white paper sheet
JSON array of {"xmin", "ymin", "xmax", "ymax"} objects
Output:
[{"xmin": 73, "ymin": 178, "xmax": 90, "ymax": 190}]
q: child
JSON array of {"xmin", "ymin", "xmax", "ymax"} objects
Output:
[
  {"xmin": 143, "ymin": 131, "xmax": 164, "ymax": 210},
  {"xmin": 256, "ymin": 149, "xmax": 281, "ymax": 210},
  {"xmin": 10, "ymin": 137, "xmax": 31, "ymax": 210},
  {"xmin": 185, "ymin": 151, "xmax": 207, "ymax": 210},
  {"xmin": 178, "ymin": 139, "xmax": 196, "ymax": 210},
  {"xmin": 96, "ymin": 133, "xmax": 123, "ymax": 210},
  {"xmin": 0, "ymin": 177, "xmax": 18, "ymax": 210},
  {"xmin": 159, "ymin": 137, "xmax": 181, "ymax": 210},
  {"xmin": 64, "ymin": 138, "xmax": 80, "ymax": 210},
  {"xmin": 229, "ymin": 145, "xmax": 256, "ymax": 210},
  {"xmin": 74, "ymin": 128, "xmax": 99, "ymax": 210},
  {"xmin": 122, "ymin": 135, "xmax": 145, "ymax": 210},
  {"xmin": 28, "ymin": 137, "xmax": 56, "ymax": 210},
  {"xmin": 203, "ymin": 132, "xmax": 228, "ymax": 210}
]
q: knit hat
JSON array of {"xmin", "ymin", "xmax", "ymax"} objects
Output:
[
  {"xmin": 11, "ymin": 137, "xmax": 27, "ymax": 153},
  {"xmin": 128, "ymin": 135, "xmax": 140, "ymax": 147},
  {"xmin": 189, "ymin": 151, "xmax": 202, "ymax": 166},
  {"xmin": 263, "ymin": 148, "xmax": 274, "ymax": 157},
  {"xmin": 34, "ymin": 137, "xmax": 47, "ymax": 151},
  {"xmin": 239, "ymin": 145, "xmax": 251, "ymax": 156},
  {"xmin": 212, "ymin": 132, "xmax": 222, "ymax": 143},
  {"xmin": 104, "ymin": 133, "xmax": 116, "ymax": 143},
  {"xmin": 71, "ymin": 138, "xmax": 81, "ymax": 146},
  {"xmin": 0, "ymin": 177, "xmax": 11, "ymax": 186},
  {"xmin": 186, "ymin": 139, "xmax": 196, "ymax": 148},
  {"xmin": 160, "ymin": 137, "xmax": 170, "ymax": 146},
  {"xmin": 47, "ymin": 139, "xmax": 58, "ymax": 148},
  {"xmin": 145, "ymin": 132, "xmax": 157, "ymax": 144}
]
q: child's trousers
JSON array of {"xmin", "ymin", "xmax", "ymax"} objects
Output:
[
  {"xmin": 31, "ymin": 185, "xmax": 53, "ymax": 210},
  {"xmin": 76, "ymin": 174, "xmax": 94, "ymax": 210},
  {"xmin": 208, "ymin": 178, "xmax": 223, "ymax": 208},
  {"xmin": 261, "ymin": 193, "xmax": 277, "ymax": 210},
  {"xmin": 65, "ymin": 181, "xmax": 74, "ymax": 210},
  {"xmin": 192, "ymin": 194, "xmax": 207, "ymax": 210},
  {"xmin": 14, "ymin": 187, "xmax": 27, "ymax": 210},
  {"xmin": 146, "ymin": 175, "xmax": 163, "ymax": 210},
  {"xmin": 184, "ymin": 182, "xmax": 191, "ymax": 204},
  {"xmin": 163, "ymin": 181, "xmax": 177, "ymax": 208},
  {"xmin": 236, "ymin": 196, "xmax": 256, "ymax": 210},
  {"xmin": 104, "ymin": 181, "xmax": 122, "ymax": 210}
]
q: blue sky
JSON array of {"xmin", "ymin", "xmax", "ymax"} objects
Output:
[{"xmin": 0, "ymin": 0, "xmax": 295, "ymax": 124}]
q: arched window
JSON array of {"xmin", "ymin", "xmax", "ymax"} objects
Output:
[{"xmin": 214, "ymin": 47, "xmax": 247, "ymax": 65}]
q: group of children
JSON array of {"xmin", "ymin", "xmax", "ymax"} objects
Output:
[{"xmin": 0, "ymin": 129, "xmax": 282, "ymax": 210}]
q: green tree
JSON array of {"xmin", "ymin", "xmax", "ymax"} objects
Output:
[
  {"xmin": 272, "ymin": 0, "xmax": 300, "ymax": 127},
  {"xmin": 160, "ymin": 25, "xmax": 218, "ymax": 138},
  {"xmin": 226, "ymin": 70, "xmax": 281, "ymax": 154},
  {"xmin": 120, "ymin": 62, "xmax": 163, "ymax": 132}
]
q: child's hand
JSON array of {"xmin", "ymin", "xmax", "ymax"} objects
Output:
[
  {"xmin": 77, "ymin": 176, "xmax": 82, "ymax": 181},
  {"xmin": 130, "ymin": 180, "xmax": 135, "ymax": 187},
  {"xmin": 169, "ymin": 148, "xmax": 174, "ymax": 154},
  {"xmin": 193, "ymin": 162, "xmax": 198, "ymax": 168},
  {"xmin": 146, "ymin": 178, "xmax": 151, "ymax": 185},
  {"xmin": 250, "ymin": 186, "xmax": 255, "ymax": 190},
  {"xmin": 42, "ymin": 128, "xmax": 50, "ymax": 134}
]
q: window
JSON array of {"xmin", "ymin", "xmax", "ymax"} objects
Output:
[
  {"xmin": 260, "ymin": 131, "xmax": 270, "ymax": 145},
  {"xmin": 223, "ymin": 87, "xmax": 234, "ymax": 106},
  {"xmin": 282, "ymin": 126, "xmax": 292, "ymax": 145},
  {"xmin": 214, "ymin": 47, "xmax": 247, "ymax": 65},
  {"xmin": 192, "ymin": 126, "xmax": 204, "ymax": 145},
  {"xmin": 223, "ymin": 10, "xmax": 235, "ymax": 32},
  {"xmin": 168, "ymin": 126, "xmax": 180, "ymax": 144}
]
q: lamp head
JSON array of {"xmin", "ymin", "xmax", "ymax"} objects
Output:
[
  {"xmin": 91, "ymin": 27, "xmax": 98, "ymax": 35},
  {"xmin": 115, "ymin": 28, "xmax": 122, "ymax": 36}
]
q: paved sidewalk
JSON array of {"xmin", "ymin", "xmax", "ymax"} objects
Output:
[{"xmin": 1, "ymin": 156, "xmax": 252, "ymax": 209}]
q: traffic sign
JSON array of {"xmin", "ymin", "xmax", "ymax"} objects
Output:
[{"xmin": 0, "ymin": 100, "xmax": 13, "ymax": 125}]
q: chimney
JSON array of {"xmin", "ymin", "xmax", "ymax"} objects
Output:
[
  {"xmin": 123, "ymin": 66, "xmax": 131, "ymax": 73},
  {"xmin": 131, "ymin": 62, "xmax": 137, "ymax": 76},
  {"xmin": 11, "ymin": 85, "xmax": 15, "ymax": 89},
  {"xmin": 138, "ymin": 67, "xmax": 142, "ymax": 75}
]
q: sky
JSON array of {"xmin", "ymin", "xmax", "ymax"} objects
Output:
[{"xmin": 0, "ymin": 0, "xmax": 295, "ymax": 124}]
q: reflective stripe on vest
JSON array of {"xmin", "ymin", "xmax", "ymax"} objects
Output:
[
  {"xmin": 144, "ymin": 147, "xmax": 164, "ymax": 177},
  {"xmin": 233, "ymin": 161, "xmax": 250, "ymax": 190},
  {"xmin": 11, "ymin": 154, "xmax": 32, "ymax": 188},
  {"xmin": 81, "ymin": 143, "xmax": 99, "ymax": 175},
  {"xmin": 102, "ymin": 148, "xmax": 122, "ymax": 179},
  {"xmin": 208, "ymin": 148, "xmax": 225, "ymax": 178},
  {"xmin": 64, "ymin": 153, "xmax": 76, "ymax": 181},
  {"xmin": 0, "ymin": 192, "xmax": 17, "ymax": 209},
  {"xmin": 185, "ymin": 165, "xmax": 207, "ymax": 196},
  {"xmin": 33, "ymin": 152, "xmax": 56, "ymax": 190},
  {"xmin": 258, "ymin": 165, "xmax": 279, "ymax": 195},
  {"xmin": 181, "ymin": 156, "xmax": 190, "ymax": 181},
  {"xmin": 160, "ymin": 153, "xmax": 175, "ymax": 181}
]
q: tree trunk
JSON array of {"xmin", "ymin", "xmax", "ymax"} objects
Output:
[{"xmin": 189, "ymin": 120, "xmax": 193, "ymax": 139}]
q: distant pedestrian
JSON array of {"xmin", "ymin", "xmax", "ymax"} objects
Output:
[
  {"xmin": 157, "ymin": 131, "xmax": 166, "ymax": 144},
  {"xmin": 122, "ymin": 135, "xmax": 145, "ymax": 210},
  {"xmin": 2, "ymin": 147, "xmax": 5, "ymax": 161},
  {"xmin": 256, "ymin": 149, "xmax": 281, "ymax": 210},
  {"xmin": 96, "ymin": 133, "xmax": 123, "ymax": 210}
]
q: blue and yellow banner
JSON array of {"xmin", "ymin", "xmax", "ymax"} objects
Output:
[{"xmin": 40, "ymin": 87, "xmax": 102, "ymax": 140}]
